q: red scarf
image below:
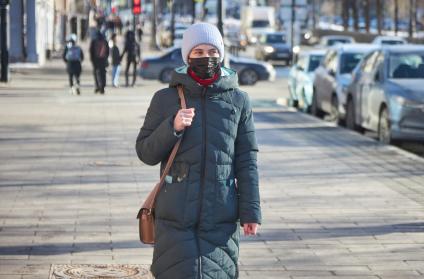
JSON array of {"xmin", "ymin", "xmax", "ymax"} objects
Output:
[{"xmin": 188, "ymin": 68, "xmax": 220, "ymax": 87}]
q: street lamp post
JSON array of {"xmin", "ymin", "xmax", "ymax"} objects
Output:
[{"xmin": 0, "ymin": 0, "xmax": 9, "ymax": 82}]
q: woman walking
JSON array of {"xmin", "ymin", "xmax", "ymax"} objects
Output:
[{"xmin": 135, "ymin": 23, "xmax": 261, "ymax": 279}]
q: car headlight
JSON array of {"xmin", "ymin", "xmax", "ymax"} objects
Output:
[
  {"xmin": 263, "ymin": 46, "xmax": 275, "ymax": 53},
  {"xmin": 392, "ymin": 95, "xmax": 420, "ymax": 108},
  {"xmin": 292, "ymin": 45, "xmax": 300, "ymax": 54}
]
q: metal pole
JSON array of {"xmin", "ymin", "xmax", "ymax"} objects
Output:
[
  {"xmin": 150, "ymin": 0, "xmax": 158, "ymax": 49},
  {"xmin": 217, "ymin": 0, "xmax": 223, "ymax": 37},
  {"xmin": 0, "ymin": 0, "xmax": 9, "ymax": 82}
]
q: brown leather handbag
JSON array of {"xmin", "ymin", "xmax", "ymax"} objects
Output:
[{"xmin": 137, "ymin": 85, "xmax": 186, "ymax": 244}]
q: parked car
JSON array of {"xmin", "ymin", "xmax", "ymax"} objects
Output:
[
  {"xmin": 371, "ymin": 36, "xmax": 407, "ymax": 45},
  {"xmin": 312, "ymin": 44, "xmax": 377, "ymax": 122},
  {"xmin": 319, "ymin": 35, "xmax": 355, "ymax": 47},
  {"xmin": 139, "ymin": 48, "xmax": 276, "ymax": 85},
  {"xmin": 288, "ymin": 49, "xmax": 326, "ymax": 111},
  {"xmin": 254, "ymin": 31, "xmax": 292, "ymax": 65},
  {"xmin": 345, "ymin": 45, "xmax": 424, "ymax": 144}
]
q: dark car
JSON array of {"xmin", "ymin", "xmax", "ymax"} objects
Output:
[
  {"xmin": 139, "ymin": 48, "xmax": 276, "ymax": 85},
  {"xmin": 254, "ymin": 32, "xmax": 292, "ymax": 65},
  {"xmin": 345, "ymin": 45, "xmax": 424, "ymax": 144}
]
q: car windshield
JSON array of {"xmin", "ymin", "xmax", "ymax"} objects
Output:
[
  {"xmin": 389, "ymin": 53, "xmax": 424, "ymax": 78},
  {"xmin": 308, "ymin": 55, "xmax": 324, "ymax": 72},
  {"xmin": 340, "ymin": 53, "xmax": 365, "ymax": 74},
  {"xmin": 252, "ymin": 20, "xmax": 270, "ymax": 28},
  {"xmin": 381, "ymin": 40, "xmax": 404, "ymax": 45},
  {"xmin": 266, "ymin": 34, "xmax": 285, "ymax": 43},
  {"xmin": 328, "ymin": 39, "xmax": 350, "ymax": 46}
]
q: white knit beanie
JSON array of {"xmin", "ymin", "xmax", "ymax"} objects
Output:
[{"xmin": 181, "ymin": 23, "xmax": 225, "ymax": 65}]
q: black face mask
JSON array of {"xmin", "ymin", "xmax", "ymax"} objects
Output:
[{"xmin": 188, "ymin": 57, "xmax": 221, "ymax": 79}]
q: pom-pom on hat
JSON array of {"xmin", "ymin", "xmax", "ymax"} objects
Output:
[{"xmin": 181, "ymin": 23, "xmax": 225, "ymax": 65}]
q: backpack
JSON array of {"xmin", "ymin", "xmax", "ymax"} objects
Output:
[
  {"xmin": 66, "ymin": 46, "xmax": 81, "ymax": 62},
  {"xmin": 94, "ymin": 39, "xmax": 108, "ymax": 59}
]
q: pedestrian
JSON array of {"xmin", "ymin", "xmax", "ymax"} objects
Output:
[
  {"xmin": 89, "ymin": 31, "xmax": 109, "ymax": 94},
  {"xmin": 110, "ymin": 33, "xmax": 121, "ymax": 87},
  {"xmin": 63, "ymin": 34, "xmax": 84, "ymax": 95},
  {"xmin": 121, "ymin": 30, "xmax": 140, "ymax": 87},
  {"xmin": 135, "ymin": 22, "xmax": 261, "ymax": 279},
  {"xmin": 136, "ymin": 21, "xmax": 143, "ymax": 42}
]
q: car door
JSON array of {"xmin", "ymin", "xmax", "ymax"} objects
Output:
[
  {"xmin": 288, "ymin": 57, "xmax": 300, "ymax": 95},
  {"xmin": 321, "ymin": 50, "xmax": 338, "ymax": 113},
  {"xmin": 292, "ymin": 56, "xmax": 307, "ymax": 94},
  {"xmin": 358, "ymin": 51, "xmax": 380, "ymax": 129},
  {"xmin": 314, "ymin": 50, "xmax": 336, "ymax": 111},
  {"xmin": 367, "ymin": 52, "xmax": 386, "ymax": 130}
]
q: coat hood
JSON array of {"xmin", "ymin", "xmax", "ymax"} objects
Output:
[{"xmin": 169, "ymin": 65, "xmax": 239, "ymax": 96}]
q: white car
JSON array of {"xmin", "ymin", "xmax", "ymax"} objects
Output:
[
  {"xmin": 371, "ymin": 36, "xmax": 407, "ymax": 45},
  {"xmin": 288, "ymin": 50, "xmax": 326, "ymax": 111}
]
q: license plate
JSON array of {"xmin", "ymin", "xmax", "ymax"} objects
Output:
[{"xmin": 277, "ymin": 53, "xmax": 288, "ymax": 58}]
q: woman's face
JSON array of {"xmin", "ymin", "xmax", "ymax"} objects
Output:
[{"xmin": 188, "ymin": 44, "xmax": 219, "ymax": 61}]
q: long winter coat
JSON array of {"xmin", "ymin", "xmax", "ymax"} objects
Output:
[{"xmin": 135, "ymin": 66, "xmax": 262, "ymax": 279}]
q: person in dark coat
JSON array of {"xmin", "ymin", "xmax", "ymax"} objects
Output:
[
  {"xmin": 89, "ymin": 31, "xmax": 109, "ymax": 94},
  {"xmin": 63, "ymin": 34, "xmax": 84, "ymax": 95},
  {"xmin": 110, "ymin": 33, "xmax": 121, "ymax": 87},
  {"xmin": 135, "ymin": 23, "xmax": 261, "ymax": 279},
  {"xmin": 121, "ymin": 30, "xmax": 140, "ymax": 87}
]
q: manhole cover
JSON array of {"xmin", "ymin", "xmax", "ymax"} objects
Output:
[{"xmin": 49, "ymin": 264, "xmax": 152, "ymax": 279}]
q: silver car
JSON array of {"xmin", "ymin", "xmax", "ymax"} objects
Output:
[
  {"xmin": 288, "ymin": 49, "xmax": 325, "ymax": 111},
  {"xmin": 312, "ymin": 44, "xmax": 377, "ymax": 122},
  {"xmin": 345, "ymin": 45, "xmax": 424, "ymax": 144}
]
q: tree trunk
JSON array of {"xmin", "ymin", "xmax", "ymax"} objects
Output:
[
  {"xmin": 394, "ymin": 0, "xmax": 399, "ymax": 34},
  {"xmin": 150, "ymin": 0, "xmax": 158, "ymax": 50},
  {"xmin": 409, "ymin": 0, "xmax": 415, "ymax": 38},
  {"xmin": 351, "ymin": 0, "xmax": 359, "ymax": 31},
  {"xmin": 364, "ymin": 0, "xmax": 370, "ymax": 32},
  {"xmin": 342, "ymin": 0, "xmax": 349, "ymax": 31},
  {"xmin": 376, "ymin": 0, "xmax": 382, "ymax": 34},
  {"xmin": 192, "ymin": 0, "xmax": 196, "ymax": 23}
]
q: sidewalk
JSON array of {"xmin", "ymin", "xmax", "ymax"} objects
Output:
[{"xmin": 1, "ymin": 57, "xmax": 424, "ymax": 279}]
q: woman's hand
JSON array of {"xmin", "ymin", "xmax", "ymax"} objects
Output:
[
  {"xmin": 174, "ymin": 108, "xmax": 195, "ymax": 132},
  {"xmin": 243, "ymin": 223, "xmax": 259, "ymax": 236}
]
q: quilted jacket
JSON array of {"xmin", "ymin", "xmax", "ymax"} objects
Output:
[{"xmin": 135, "ymin": 66, "xmax": 261, "ymax": 279}]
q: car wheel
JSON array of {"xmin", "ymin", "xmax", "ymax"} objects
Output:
[
  {"xmin": 378, "ymin": 107, "xmax": 395, "ymax": 144},
  {"xmin": 311, "ymin": 89, "xmax": 324, "ymax": 118},
  {"xmin": 346, "ymin": 98, "xmax": 364, "ymax": 133},
  {"xmin": 239, "ymin": 69, "xmax": 259, "ymax": 85},
  {"xmin": 159, "ymin": 68, "xmax": 173, "ymax": 83}
]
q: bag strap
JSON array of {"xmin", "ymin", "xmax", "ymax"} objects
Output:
[{"xmin": 141, "ymin": 85, "xmax": 186, "ymax": 210}]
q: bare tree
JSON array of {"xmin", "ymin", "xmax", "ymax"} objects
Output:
[
  {"xmin": 351, "ymin": 0, "xmax": 359, "ymax": 31},
  {"xmin": 409, "ymin": 0, "xmax": 416, "ymax": 38},
  {"xmin": 364, "ymin": 0, "xmax": 370, "ymax": 32},
  {"xmin": 342, "ymin": 0, "xmax": 350, "ymax": 31},
  {"xmin": 377, "ymin": 0, "xmax": 382, "ymax": 34},
  {"xmin": 394, "ymin": 0, "xmax": 399, "ymax": 34}
]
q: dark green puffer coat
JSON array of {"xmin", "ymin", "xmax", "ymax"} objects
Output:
[{"xmin": 135, "ymin": 66, "xmax": 261, "ymax": 279}]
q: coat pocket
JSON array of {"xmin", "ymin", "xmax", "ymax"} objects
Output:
[
  {"xmin": 155, "ymin": 162, "xmax": 190, "ymax": 224},
  {"xmin": 215, "ymin": 176, "xmax": 239, "ymax": 224}
]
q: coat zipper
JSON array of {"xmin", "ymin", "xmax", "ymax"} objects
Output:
[{"xmin": 197, "ymin": 87, "xmax": 208, "ymax": 279}]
